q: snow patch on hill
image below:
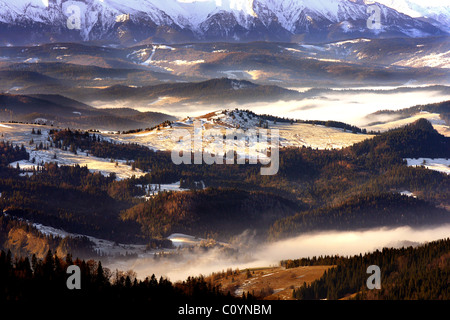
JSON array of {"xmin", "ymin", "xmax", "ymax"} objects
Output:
[
  {"xmin": 405, "ymin": 158, "xmax": 450, "ymax": 174},
  {"xmin": 392, "ymin": 51, "xmax": 450, "ymax": 68}
]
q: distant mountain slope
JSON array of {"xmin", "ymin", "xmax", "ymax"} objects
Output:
[
  {"xmin": 0, "ymin": 93, "xmax": 176, "ymax": 131},
  {"xmin": 0, "ymin": 70, "xmax": 62, "ymax": 92},
  {"xmin": 1, "ymin": 39, "xmax": 448, "ymax": 90},
  {"xmin": 0, "ymin": 93, "xmax": 93, "ymax": 117},
  {"xmin": 27, "ymin": 94, "xmax": 95, "ymax": 111},
  {"xmin": 102, "ymin": 108, "xmax": 178, "ymax": 126},
  {"xmin": 305, "ymin": 36, "xmax": 450, "ymax": 69},
  {"xmin": 74, "ymin": 78, "xmax": 302, "ymax": 106}
]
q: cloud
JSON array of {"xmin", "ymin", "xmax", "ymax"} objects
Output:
[
  {"xmin": 103, "ymin": 224, "xmax": 450, "ymax": 282},
  {"xmin": 121, "ymin": 87, "xmax": 450, "ymax": 127}
]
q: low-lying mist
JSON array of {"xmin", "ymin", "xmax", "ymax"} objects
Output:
[
  {"xmin": 93, "ymin": 86, "xmax": 450, "ymax": 127},
  {"xmin": 237, "ymin": 89, "xmax": 450, "ymax": 127},
  {"xmin": 104, "ymin": 224, "xmax": 450, "ymax": 282}
]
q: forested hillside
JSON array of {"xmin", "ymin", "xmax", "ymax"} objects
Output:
[
  {"xmin": 0, "ymin": 163, "xmax": 145, "ymax": 243},
  {"xmin": 121, "ymin": 188, "xmax": 299, "ymax": 239},
  {"xmin": 269, "ymin": 193, "xmax": 448, "ymax": 240},
  {"xmin": 352, "ymin": 118, "xmax": 450, "ymax": 159},
  {"xmin": 285, "ymin": 238, "xmax": 450, "ymax": 300}
]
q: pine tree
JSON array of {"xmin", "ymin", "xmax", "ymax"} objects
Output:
[
  {"xmin": 43, "ymin": 250, "xmax": 55, "ymax": 278},
  {"xmin": 96, "ymin": 261, "xmax": 107, "ymax": 286}
]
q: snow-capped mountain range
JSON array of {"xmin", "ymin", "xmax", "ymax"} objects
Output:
[
  {"xmin": 374, "ymin": 0, "xmax": 450, "ymax": 32},
  {"xmin": 0, "ymin": 0, "xmax": 448, "ymax": 45}
]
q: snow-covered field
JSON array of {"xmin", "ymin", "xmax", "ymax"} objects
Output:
[
  {"xmin": 392, "ymin": 51, "xmax": 450, "ymax": 69},
  {"xmin": 137, "ymin": 181, "xmax": 191, "ymax": 200},
  {"xmin": 34, "ymin": 222, "xmax": 151, "ymax": 257},
  {"xmin": 1, "ymin": 123, "xmax": 146, "ymax": 180},
  {"xmin": 219, "ymin": 70, "xmax": 255, "ymax": 80},
  {"xmin": 167, "ymin": 233, "xmax": 205, "ymax": 248},
  {"xmin": 405, "ymin": 158, "xmax": 450, "ymax": 174},
  {"xmin": 274, "ymin": 122, "xmax": 373, "ymax": 150},
  {"xmin": 173, "ymin": 59, "xmax": 205, "ymax": 66},
  {"xmin": 105, "ymin": 110, "xmax": 374, "ymax": 157},
  {"xmin": 400, "ymin": 190, "xmax": 417, "ymax": 198}
]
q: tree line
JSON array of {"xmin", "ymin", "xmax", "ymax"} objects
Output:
[{"xmin": 0, "ymin": 249, "xmax": 238, "ymax": 303}]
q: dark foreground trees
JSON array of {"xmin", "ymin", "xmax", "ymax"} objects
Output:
[{"xmin": 0, "ymin": 249, "xmax": 236, "ymax": 303}]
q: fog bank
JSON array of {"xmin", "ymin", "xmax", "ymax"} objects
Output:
[{"xmin": 104, "ymin": 224, "xmax": 450, "ymax": 282}]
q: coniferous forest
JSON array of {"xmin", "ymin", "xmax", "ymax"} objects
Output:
[{"xmin": 286, "ymin": 238, "xmax": 450, "ymax": 300}]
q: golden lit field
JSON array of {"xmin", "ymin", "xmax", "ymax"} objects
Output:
[
  {"xmin": 208, "ymin": 265, "xmax": 333, "ymax": 300},
  {"xmin": 274, "ymin": 122, "xmax": 374, "ymax": 149}
]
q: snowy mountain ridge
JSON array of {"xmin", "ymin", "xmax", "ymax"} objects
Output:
[
  {"xmin": 374, "ymin": 0, "xmax": 450, "ymax": 32},
  {"xmin": 0, "ymin": 0, "xmax": 448, "ymax": 45}
]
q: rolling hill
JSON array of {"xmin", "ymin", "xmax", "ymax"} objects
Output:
[{"xmin": 0, "ymin": 93, "xmax": 177, "ymax": 131}]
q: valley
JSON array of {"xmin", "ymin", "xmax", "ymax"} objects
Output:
[
  {"xmin": 1, "ymin": 104, "xmax": 449, "ymax": 254},
  {"xmin": 0, "ymin": 0, "xmax": 449, "ymax": 304}
]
